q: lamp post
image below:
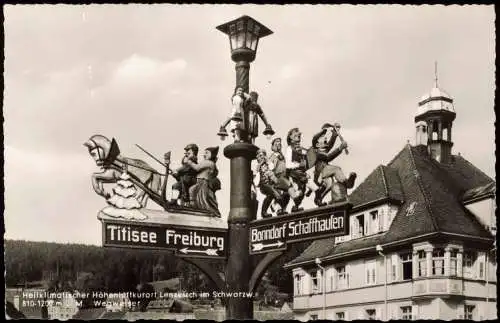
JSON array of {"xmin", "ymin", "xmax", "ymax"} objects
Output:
[
  {"xmin": 216, "ymin": 15, "xmax": 273, "ymax": 93},
  {"xmin": 376, "ymin": 245, "xmax": 387, "ymax": 321},
  {"xmin": 216, "ymin": 15, "xmax": 273, "ymax": 320},
  {"xmin": 315, "ymin": 258, "xmax": 326, "ymax": 320}
]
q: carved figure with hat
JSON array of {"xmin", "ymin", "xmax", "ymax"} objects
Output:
[
  {"xmin": 268, "ymin": 138, "xmax": 302, "ymax": 211},
  {"xmin": 254, "ymin": 149, "xmax": 290, "ymax": 218},
  {"xmin": 285, "ymin": 128, "xmax": 316, "ymax": 212},
  {"xmin": 170, "ymin": 143, "xmax": 199, "ymax": 206}
]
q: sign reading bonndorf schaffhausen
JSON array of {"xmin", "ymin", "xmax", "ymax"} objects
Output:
[{"xmin": 249, "ymin": 202, "xmax": 351, "ymax": 254}]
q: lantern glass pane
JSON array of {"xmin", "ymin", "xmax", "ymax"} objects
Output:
[
  {"xmin": 230, "ymin": 34, "xmax": 237, "ymax": 50},
  {"xmin": 245, "ymin": 32, "xmax": 253, "ymax": 49},
  {"xmin": 252, "ymin": 37, "xmax": 259, "ymax": 51},
  {"xmin": 235, "ymin": 32, "xmax": 245, "ymax": 49}
]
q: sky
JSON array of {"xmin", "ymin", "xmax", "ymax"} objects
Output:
[{"xmin": 3, "ymin": 4, "xmax": 495, "ymax": 245}]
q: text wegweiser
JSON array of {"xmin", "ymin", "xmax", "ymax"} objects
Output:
[
  {"xmin": 102, "ymin": 222, "xmax": 227, "ymax": 258},
  {"xmin": 249, "ymin": 208, "xmax": 348, "ymax": 254}
]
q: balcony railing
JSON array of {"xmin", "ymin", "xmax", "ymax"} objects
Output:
[{"xmin": 412, "ymin": 277, "xmax": 463, "ymax": 297}]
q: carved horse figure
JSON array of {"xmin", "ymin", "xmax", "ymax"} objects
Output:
[{"xmin": 84, "ymin": 135, "xmax": 162, "ymax": 207}]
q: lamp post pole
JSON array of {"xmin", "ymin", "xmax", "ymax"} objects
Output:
[
  {"xmin": 224, "ymin": 143, "xmax": 257, "ymax": 319},
  {"xmin": 216, "ymin": 16, "xmax": 273, "ymax": 320}
]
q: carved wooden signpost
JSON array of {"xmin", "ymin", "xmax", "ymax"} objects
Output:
[{"xmin": 86, "ymin": 15, "xmax": 358, "ymax": 320}]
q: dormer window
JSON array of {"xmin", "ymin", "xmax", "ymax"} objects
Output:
[
  {"xmin": 370, "ymin": 210, "xmax": 382, "ymax": 233},
  {"xmin": 352, "ymin": 214, "xmax": 365, "ymax": 238}
]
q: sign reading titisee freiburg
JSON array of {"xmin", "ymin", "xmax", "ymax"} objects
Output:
[
  {"xmin": 102, "ymin": 221, "xmax": 227, "ymax": 258},
  {"xmin": 248, "ymin": 202, "xmax": 350, "ymax": 254}
]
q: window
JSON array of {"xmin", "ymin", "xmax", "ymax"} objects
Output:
[
  {"xmin": 336, "ymin": 312, "xmax": 345, "ymax": 320},
  {"xmin": 401, "ymin": 306, "xmax": 412, "ymax": 320},
  {"xmin": 464, "ymin": 305, "xmax": 475, "ymax": 320},
  {"xmin": 417, "ymin": 250, "xmax": 427, "ymax": 277},
  {"xmin": 295, "ymin": 274, "xmax": 303, "ymax": 295},
  {"xmin": 328, "ymin": 269, "xmax": 335, "ymax": 292},
  {"xmin": 311, "ymin": 271, "xmax": 320, "ymax": 293},
  {"xmin": 336, "ymin": 266, "xmax": 347, "ymax": 289},
  {"xmin": 479, "ymin": 262, "xmax": 485, "ymax": 279},
  {"xmin": 365, "ymin": 261, "xmax": 376, "ymax": 285},
  {"xmin": 353, "ymin": 214, "xmax": 365, "ymax": 238},
  {"xmin": 432, "ymin": 249, "xmax": 445, "ymax": 276},
  {"xmin": 463, "ymin": 251, "xmax": 476, "ymax": 278},
  {"xmin": 370, "ymin": 210, "xmax": 381, "ymax": 234},
  {"xmin": 401, "ymin": 253, "xmax": 413, "ymax": 280},
  {"xmin": 450, "ymin": 249, "xmax": 458, "ymax": 276},
  {"xmin": 366, "ymin": 309, "xmax": 376, "ymax": 320}
]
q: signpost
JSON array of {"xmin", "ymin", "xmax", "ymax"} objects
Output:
[
  {"xmin": 88, "ymin": 15, "xmax": 357, "ymax": 320},
  {"xmin": 98, "ymin": 208, "xmax": 228, "ymax": 259},
  {"xmin": 249, "ymin": 202, "xmax": 351, "ymax": 255},
  {"xmin": 102, "ymin": 221, "xmax": 227, "ymax": 258}
]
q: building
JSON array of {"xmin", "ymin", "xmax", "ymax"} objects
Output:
[
  {"xmin": 5, "ymin": 282, "xmax": 50, "ymax": 319},
  {"xmin": 47, "ymin": 291, "xmax": 81, "ymax": 320},
  {"xmin": 285, "ymin": 77, "xmax": 496, "ymax": 321}
]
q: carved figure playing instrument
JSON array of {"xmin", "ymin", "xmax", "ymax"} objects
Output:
[{"xmin": 308, "ymin": 123, "xmax": 356, "ymax": 205}]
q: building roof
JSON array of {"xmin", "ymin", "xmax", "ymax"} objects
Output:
[
  {"xmin": 6, "ymin": 301, "xmax": 26, "ymax": 319},
  {"xmin": 416, "ymin": 86, "xmax": 455, "ymax": 117},
  {"xmin": 349, "ymin": 165, "xmax": 405, "ymax": 210},
  {"xmin": 419, "ymin": 86, "xmax": 453, "ymax": 103},
  {"xmin": 463, "ymin": 181, "xmax": 496, "ymax": 204},
  {"xmin": 286, "ymin": 144, "xmax": 494, "ymax": 268}
]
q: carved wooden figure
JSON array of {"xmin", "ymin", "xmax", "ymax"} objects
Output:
[
  {"xmin": 218, "ymin": 87, "xmax": 250, "ymax": 142},
  {"xmin": 184, "ymin": 146, "xmax": 221, "ymax": 217},
  {"xmin": 284, "ymin": 128, "xmax": 311, "ymax": 212},
  {"xmin": 170, "ymin": 144, "xmax": 199, "ymax": 206},
  {"xmin": 244, "ymin": 91, "xmax": 274, "ymax": 144},
  {"xmin": 255, "ymin": 149, "xmax": 289, "ymax": 218},
  {"xmin": 309, "ymin": 123, "xmax": 356, "ymax": 205}
]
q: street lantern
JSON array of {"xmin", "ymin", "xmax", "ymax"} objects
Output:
[{"xmin": 216, "ymin": 15, "xmax": 273, "ymax": 63}]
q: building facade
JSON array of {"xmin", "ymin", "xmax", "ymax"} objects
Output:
[{"xmin": 285, "ymin": 79, "xmax": 496, "ymax": 321}]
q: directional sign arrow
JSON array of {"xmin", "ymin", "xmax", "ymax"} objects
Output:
[
  {"xmin": 179, "ymin": 248, "xmax": 219, "ymax": 256},
  {"xmin": 252, "ymin": 241, "xmax": 284, "ymax": 252}
]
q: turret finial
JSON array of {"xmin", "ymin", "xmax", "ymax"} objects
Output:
[{"xmin": 434, "ymin": 61, "xmax": 438, "ymax": 88}]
